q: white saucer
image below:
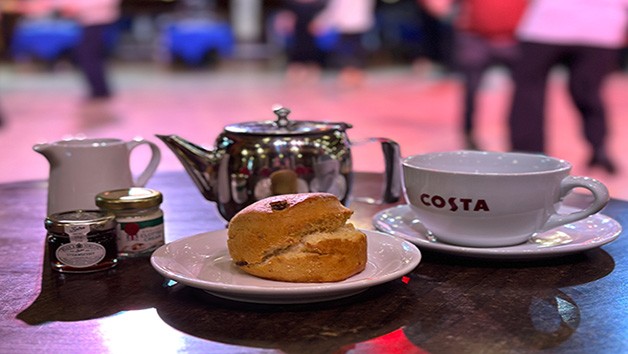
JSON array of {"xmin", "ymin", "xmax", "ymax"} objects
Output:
[
  {"xmin": 150, "ymin": 229, "xmax": 421, "ymax": 304},
  {"xmin": 372, "ymin": 205, "xmax": 622, "ymax": 260}
]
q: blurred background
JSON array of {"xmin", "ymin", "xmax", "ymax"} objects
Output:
[{"xmin": 2, "ymin": 0, "xmax": 628, "ymax": 198}]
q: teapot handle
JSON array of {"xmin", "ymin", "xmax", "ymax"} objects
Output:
[{"xmin": 351, "ymin": 138, "xmax": 402, "ymax": 204}]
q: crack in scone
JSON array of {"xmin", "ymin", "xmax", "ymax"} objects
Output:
[{"xmin": 251, "ymin": 225, "xmax": 356, "ymax": 266}]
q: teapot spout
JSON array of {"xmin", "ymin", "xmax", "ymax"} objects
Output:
[{"xmin": 156, "ymin": 134, "xmax": 220, "ymax": 202}]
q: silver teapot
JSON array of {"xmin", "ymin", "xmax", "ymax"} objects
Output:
[{"xmin": 157, "ymin": 107, "xmax": 401, "ymax": 220}]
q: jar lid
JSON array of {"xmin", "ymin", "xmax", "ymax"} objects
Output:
[
  {"xmin": 224, "ymin": 107, "xmax": 352, "ymax": 136},
  {"xmin": 45, "ymin": 210, "xmax": 116, "ymax": 234},
  {"xmin": 95, "ymin": 188, "xmax": 163, "ymax": 210}
]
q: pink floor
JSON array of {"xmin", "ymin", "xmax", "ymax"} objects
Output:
[{"xmin": 2, "ymin": 61, "xmax": 628, "ymax": 199}]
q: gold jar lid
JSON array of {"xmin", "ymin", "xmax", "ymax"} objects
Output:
[
  {"xmin": 95, "ymin": 188, "xmax": 163, "ymax": 210},
  {"xmin": 45, "ymin": 210, "xmax": 117, "ymax": 234}
]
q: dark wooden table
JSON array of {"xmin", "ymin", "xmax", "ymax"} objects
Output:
[{"xmin": 2, "ymin": 171, "xmax": 628, "ymax": 354}]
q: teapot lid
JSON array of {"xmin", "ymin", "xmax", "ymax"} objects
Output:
[{"xmin": 224, "ymin": 107, "xmax": 352, "ymax": 135}]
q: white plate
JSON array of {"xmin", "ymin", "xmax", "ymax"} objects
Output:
[
  {"xmin": 150, "ymin": 229, "xmax": 421, "ymax": 304},
  {"xmin": 372, "ymin": 205, "xmax": 622, "ymax": 260}
]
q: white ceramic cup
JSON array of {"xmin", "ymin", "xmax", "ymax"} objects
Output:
[
  {"xmin": 34, "ymin": 138, "xmax": 161, "ymax": 215},
  {"xmin": 402, "ymin": 151, "xmax": 610, "ymax": 247}
]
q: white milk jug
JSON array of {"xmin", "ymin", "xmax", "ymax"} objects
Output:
[{"xmin": 34, "ymin": 138, "xmax": 161, "ymax": 215}]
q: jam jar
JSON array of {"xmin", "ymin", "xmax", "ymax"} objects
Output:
[
  {"xmin": 46, "ymin": 210, "xmax": 118, "ymax": 273},
  {"xmin": 95, "ymin": 188, "xmax": 165, "ymax": 257}
]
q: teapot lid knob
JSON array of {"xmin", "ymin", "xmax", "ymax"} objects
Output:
[{"xmin": 273, "ymin": 106, "xmax": 291, "ymax": 127}]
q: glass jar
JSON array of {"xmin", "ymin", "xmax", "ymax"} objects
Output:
[
  {"xmin": 95, "ymin": 188, "xmax": 165, "ymax": 257},
  {"xmin": 46, "ymin": 210, "xmax": 119, "ymax": 273}
]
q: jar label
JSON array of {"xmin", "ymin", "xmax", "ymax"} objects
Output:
[
  {"xmin": 117, "ymin": 216, "xmax": 165, "ymax": 253},
  {"xmin": 56, "ymin": 242, "xmax": 106, "ymax": 268},
  {"xmin": 64, "ymin": 225, "xmax": 89, "ymax": 243}
]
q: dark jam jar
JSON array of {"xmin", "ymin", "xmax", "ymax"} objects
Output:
[{"xmin": 45, "ymin": 210, "xmax": 119, "ymax": 273}]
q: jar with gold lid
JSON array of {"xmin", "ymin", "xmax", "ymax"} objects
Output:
[
  {"xmin": 46, "ymin": 210, "xmax": 118, "ymax": 273},
  {"xmin": 95, "ymin": 188, "xmax": 165, "ymax": 257}
]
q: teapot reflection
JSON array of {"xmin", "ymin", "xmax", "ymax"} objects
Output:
[{"xmin": 252, "ymin": 160, "xmax": 347, "ymax": 201}]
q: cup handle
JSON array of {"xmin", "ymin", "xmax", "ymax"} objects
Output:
[
  {"xmin": 127, "ymin": 139, "xmax": 162, "ymax": 187},
  {"xmin": 541, "ymin": 176, "xmax": 610, "ymax": 232},
  {"xmin": 350, "ymin": 137, "xmax": 402, "ymax": 204}
]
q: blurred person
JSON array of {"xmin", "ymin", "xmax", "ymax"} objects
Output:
[
  {"xmin": 25, "ymin": 0, "xmax": 121, "ymax": 99},
  {"xmin": 508, "ymin": 0, "xmax": 628, "ymax": 174},
  {"xmin": 312, "ymin": 0, "xmax": 376, "ymax": 88},
  {"xmin": 274, "ymin": 0, "xmax": 327, "ymax": 84},
  {"xmin": 1, "ymin": 0, "xmax": 24, "ymax": 61},
  {"xmin": 413, "ymin": 0, "xmax": 454, "ymax": 75},
  {"xmin": 58, "ymin": 0, "xmax": 121, "ymax": 100},
  {"xmin": 22, "ymin": 0, "xmax": 121, "ymax": 99},
  {"xmin": 421, "ymin": 0, "xmax": 527, "ymax": 150}
]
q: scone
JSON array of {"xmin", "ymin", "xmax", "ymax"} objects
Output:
[{"xmin": 227, "ymin": 193, "xmax": 367, "ymax": 282}]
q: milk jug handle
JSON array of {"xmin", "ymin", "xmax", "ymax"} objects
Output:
[{"xmin": 126, "ymin": 140, "xmax": 161, "ymax": 187}]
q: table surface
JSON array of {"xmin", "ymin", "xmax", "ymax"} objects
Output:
[{"xmin": 2, "ymin": 171, "xmax": 628, "ymax": 354}]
